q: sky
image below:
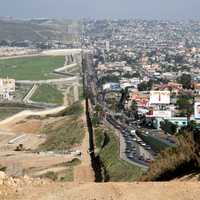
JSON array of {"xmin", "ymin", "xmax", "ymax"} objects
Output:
[{"xmin": 0, "ymin": 0, "xmax": 200, "ymax": 20}]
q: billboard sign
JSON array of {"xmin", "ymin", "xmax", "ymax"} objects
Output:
[
  {"xmin": 153, "ymin": 110, "xmax": 172, "ymax": 118},
  {"xmin": 150, "ymin": 91, "xmax": 170, "ymax": 104},
  {"xmin": 194, "ymin": 102, "xmax": 200, "ymax": 119}
]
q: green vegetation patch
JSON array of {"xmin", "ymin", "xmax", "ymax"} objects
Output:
[
  {"xmin": 65, "ymin": 158, "xmax": 81, "ymax": 167},
  {"xmin": 39, "ymin": 103, "xmax": 84, "ymax": 151},
  {"xmin": 41, "ymin": 158, "xmax": 81, "ymax": 182},
  {"xmin": 60, "ymin": 167, "xmax": 74, "ymax": 182},
  {"xmin": 78, "ymin": 86, "xmax": 85, "ymax": 101},
  {"xmin": 31, "ymin": 84, "xmax": 64, "ymax": 105},
  {"xmin": 15, "ymin": 84, "xmax": 33, "ymax": 102},
  {"xmin": 139, "ymin": 134, "xmax": 171, "ymax": 153},
  {"xmin": 0, "ymin": 56, "xmax": 65, "ymax": 80},
  {"xmin": 60, "ymin": 101, "xmax": 84, "ymax": 116},
  {"xmin": 60, "ymin": 158, "xmax": 81, "ymax": 182},
  {"xmin": 41, "ymin": 171, "xmax": 58, "ymax": 181},
  {"xmin": 94, "ymin": 126, "xmax": 143, "ymax": 182},
  {"xmin": 0, "ymin": 107, "xmax": 25, "ymax": 120}
]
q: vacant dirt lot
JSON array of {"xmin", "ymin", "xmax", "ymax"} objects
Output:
[
  {"xmin": 3, "ymin": 119, "xmax": 43, "ymax": 134},
  {"xmin": 0, "ymin": 151, "xmax": 75, "ymax": 177},
  {"xmin": 0, "ymin": 112, "xmax": 81, "ymax": 179}
]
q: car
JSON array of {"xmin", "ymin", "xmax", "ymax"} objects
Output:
[
  {"xmin": 138, "ymin": 156, "xmax": 144, "ymax": 161},
  {"xmin": 132, "ymin": 137, "xmax": 137, "ymax": 141},
  {"xmin": 131, "ymin": 130, "xmax": 136, "ymax": 134},
  {"xmin": 122, "ymin": 130, "xmax": 126, "ymax": 134},
  {"xmin": 141, "ymin": 142, "xmax": 146, "ymax": 146},
  {"xmin": 136, "ymin": 138, "xmax": 142, "ymax": 142},
  {"xmin": 145, "ymin": 145, "xmax": 151, "ymax": 150},
  {"xmin": 128, "ymin": 154, "xmax": 134, "ymax": 159}
]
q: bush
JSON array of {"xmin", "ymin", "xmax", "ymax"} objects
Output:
[
  {"xmin": 41, "ymin": 171, "xmax": 58, "ymax": 181},
  {"xmin": 141, "ymin": 133, "xmax": 200, "ymax": 181}
]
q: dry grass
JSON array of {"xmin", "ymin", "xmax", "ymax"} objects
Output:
[{"xmin": 141, "ymin": 133, "xmax": 200, "ymax": 181}]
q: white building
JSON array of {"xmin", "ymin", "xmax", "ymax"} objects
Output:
[{"xmin": 0, "ymin": 78, "xmax": 15, "ymax": 100}]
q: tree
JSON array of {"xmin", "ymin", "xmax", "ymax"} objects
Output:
[
  {"xmin": 94, "ymin": 104, "xmax": 103, "ymax": 120},
  {"xmin": 137, "ymin": 80, "xmax": 153, "ymax": 91},
  {"xmin": 187, "ymin": 120, "xmax": 197, "ymax": 132},
  {"xmin": 130, "ymin": 100, "xmax": 138, "ymax": 112},
  {"xmin": 160, "ymin": 120, "xmax": 177, "ymax": 135},
  {"xmin": 130, "ymin": 100, "xmax": 138, "ymax": 119},
  {"xmin": 92, "ymin": 114, "xmax": 101, "ymax": 127},
  {"xmin": 177, "ymin": 74, "xmax": 191, "ymax": 89},
  {"xmin": 100, "ymin": 75, "xmax": 119, "ymax": 84},
  {"xmin": 176, "ymin": 95, "xmax": 193, "ymax": 117}
]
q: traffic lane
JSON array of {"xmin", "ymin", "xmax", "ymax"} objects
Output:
[
  {"xmin": 106, "ymin": 118, "xmax": 149, "ymax": 169},
  {"xmin": 106, "ymin": 114, "xmax": 154, "ymax": 165},
  {"xmin": 122, "ymin": 133, "xmax": 151, "ymax": 166},
  {"xmin": 120, "ymin": 132, "xmax": 149, "ymax": 169},
  {"xmin": 125, "ymin": 139, "xmax": 152, "ymax": 165},
  {"xmin": 138, "ymin": 144, "xmax": 154, "ymax": 161}
]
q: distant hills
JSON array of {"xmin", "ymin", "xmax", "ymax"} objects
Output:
[{"xmin": 0, "ymin": 18, "xmax": 81, "ymax": 43}]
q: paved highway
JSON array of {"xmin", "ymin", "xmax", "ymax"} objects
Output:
[{"xmin": 105, "ymin": 115, "xmax": 154, "ymax": 169}]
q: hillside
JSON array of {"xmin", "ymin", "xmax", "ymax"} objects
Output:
[{"xmin": 0, "ymin": 18, "xmax": 80, "ymax": 42}]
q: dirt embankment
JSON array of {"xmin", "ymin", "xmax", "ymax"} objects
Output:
[{"xmin": 0, "ymin": 173, "xmax": 200, "ymax": 200}]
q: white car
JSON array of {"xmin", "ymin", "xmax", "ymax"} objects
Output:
[
  {"xmin": 131, "ymin": 130, "xmax": 136, "ymax": 134},
  {"xmin": 141, "ymin": 142, "xmax": 146, "ymax": 146}
]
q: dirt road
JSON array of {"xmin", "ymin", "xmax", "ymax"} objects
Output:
[
  {"xmin": 0, "ymin": 106, "xmax": 66, "ymax": 129},
  {"xmin": 73, "ymin": 101, "xmax": 95, "ymax": 182}
]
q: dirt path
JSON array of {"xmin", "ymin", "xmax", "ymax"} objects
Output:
[
  {"xmin": 0, "ymin": 106, "xmax": 66, "ymax": 130},
  {"xmin": 63, "ymin": 86, "xmax": 73, "ymax": 106},
  {"xmin": 73, "ymin": 101, "xmax": 95, "ymax": 182}
]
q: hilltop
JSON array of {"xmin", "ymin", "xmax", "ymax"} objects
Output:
[{"xmin": 0, "ymin": 171, "xmax": 199, "ymax": 200}]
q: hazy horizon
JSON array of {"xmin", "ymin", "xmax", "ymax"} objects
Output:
[{"xmin": 0, "ymin": 0, "xmax": 200, "ymax": 20}]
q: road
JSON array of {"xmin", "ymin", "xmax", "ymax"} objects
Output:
[
  {"xmin": 16, "ymin": 76, "xmax": 79, "ymax": 85},
  {"xmin": 105, "ymin": 116, "xmax": 151, "ymax": 169},
  {"xmin": 0, "ymin": 106, "xmax": 67, "ymax": 127},
  {"xmin": 119, "ymin": 130, "xmax": 149, "ymax": 170},
  {"xmin": 23, "ymin": 84, "xmax": 38, "ymax": 104}
]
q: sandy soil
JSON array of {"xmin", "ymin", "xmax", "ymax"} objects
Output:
[
  {"xmin": 74, "ymin": 101, "xmax": 95, "ymax": 182},
  {"xmin": 0, "ymin": 106, "xmax": 66, "ymax": 128},
  {"xmin": 4, "ymin": 119, "xmax": 43, "ymax": 134},
  {"xmin": 1, "ymin": 181, "xmax": 199, "ymax": 200},
  {"xmin": 0, "ymin": 151, "xmax": 74, "ymax": 177}
]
